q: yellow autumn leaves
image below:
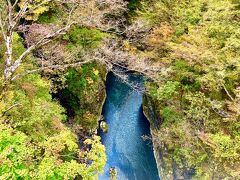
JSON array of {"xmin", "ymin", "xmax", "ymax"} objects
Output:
[{"xmin": 19, "ymin": 0, "xmax": 50, "ymax": 21}]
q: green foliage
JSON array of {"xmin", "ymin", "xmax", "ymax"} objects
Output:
[
  {"xmin": 156, "ymin": 81, "xmax": 180, "ymax": 101},
  {"xmin": 141, "ymin": 0, "xmax": 240, "ymax": 178},
  {"xmin": 34, "ymin": 134, "xmax": 106, "ymax": 180},
  {"xmin": 0, "ymin": 124, "xmax": 33, "ymax": 179},
  {"xmin": 0, "ymin": 74, "xmax": 106, "ymax": 178},
  {"xmin": 2, "ymin": 74, "xmax": 66, "ymax": 141},
  {"xmin": 37, "ymin": 10, "xmax": 59, "ymax": 24},
  {"xmin": 57, "ymin": 63, "xmax": 107, "ymax": 130},
  {"xmin": 0, "ymin": 123, "xmax": 106, "ymax": 179},
  {"xmin": 161, "ymin": 107, "xmax": 180, "ymax": 126},
  {"xmin": 209, "ymin": 133, "xmax": 239, "ymax": 161},
  {"xmin": 0, "ymin": 33, "xmax": 107, "ymax": 179},
  {"xmin": 184, "ymin": 92, "xmax": 210, "ymax": 124},
  {"xmin": 83, "ymin": 136, "xmax": 106, "ymax": 176},
  {"xmin": 19, "ymin": 0, "xmax": 50, "ymax": 21},
  {"xmin": 64, "ymin": 26, "xmax": 109, "ymax": 49}
]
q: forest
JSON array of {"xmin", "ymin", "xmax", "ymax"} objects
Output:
[{"xmin": 0, "ymin": 0, "xmax": 239, "ymax": 179}]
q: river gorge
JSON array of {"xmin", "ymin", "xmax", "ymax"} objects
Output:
[{"xmin": 98, "ymin": 73, "xmax": 159, "ymax": 180}]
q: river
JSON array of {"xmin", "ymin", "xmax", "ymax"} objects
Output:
[{"xmin": 98, "ymin": 72, "xmax": 159, "ymax": 180}]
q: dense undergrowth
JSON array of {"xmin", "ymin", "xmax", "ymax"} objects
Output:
[
  {"xmin": 0, "ymin": 33, "xmax": 107, "ymax": 180},
  {"xmin": 135, "ymin": 0, "xmax": 240, "ymax": 178},
  {"xmin": 0, "ymin": 1, "xmax": 108, "ymax": 179},
  {"xmin": 0, "ymin": 0, "xmax": 239, "ymax": 179},
  {"xmin": 52, "ymin": 25, "xmax": 108, "ymax": 131}
]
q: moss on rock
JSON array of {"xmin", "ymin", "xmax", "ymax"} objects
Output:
[
  {"xmin": 100, "ymin": 121, "xmax": 108, "ymax": 133},
  {"xmin": 55, "ymin": 62, "xmax": 108, "ymax": 131}
]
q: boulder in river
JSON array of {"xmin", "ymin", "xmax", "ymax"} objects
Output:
[
  {"xmin": 100, "ymin": 121, "xmax": 108, "ymax": 133},
  {"xmin": 109, "ymin": 167, "xmax": 117, "ymax": 180}
]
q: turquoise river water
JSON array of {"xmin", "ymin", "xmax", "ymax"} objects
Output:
[{"xmin": 98, "ymin": 73, "xmax": 159, "ymax": 180}]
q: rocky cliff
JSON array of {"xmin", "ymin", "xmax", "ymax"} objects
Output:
[{"xmin": 143, "ymin": 95, "xmax": 192, "ymax": 180}]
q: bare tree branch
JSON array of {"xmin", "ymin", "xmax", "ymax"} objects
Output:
[
  {"xmin": 4, "ymin": 24, "xmax": 72, "ymax": 80},
  {"xmin": 1, "ymin": 102, "xmax": 22, "ymax": 117},
  {"xmin": 7, "ymin": 0, "xmax": 13, "ymax": 28},
  {"xmin": 12, "ymin": 0, "xmax": 29, "ymax": 29},
  {"xmin": 1, "ymin": 0, "xmax": 131, "ymax": 85},
  {"xmin": 223, "ymin": 84, "xmax": 234, "ymax": 101},
  {"xmin": 12, "ymin": 0, "xmax": 20, "ymax": 9},
  {"xmin": 11, "ymin": 59, "xmax": 93, "ymax": 81},
  {"xmin": 0, "ymin": 14, "xmax": 7, "ymax": 41}
]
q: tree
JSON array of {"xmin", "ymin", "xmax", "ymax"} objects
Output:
[
  {"xmin": 0, "ymin": 0, "xmax": 128, "ymax": 84},
  {"xmin": 0, "ymin": 123, "xmax": 106, "ymax": 179},
  {"xmin": 135, "ymin": 0, "xmax": 240, "ymax": 179},
  {"xmin": 0, "ymin": 0, "xmax": 76, "ymax": 82}
]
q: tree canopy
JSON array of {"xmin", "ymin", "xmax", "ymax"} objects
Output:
[{"xmin": 0, "ymin": 0, "xmax": 239, "ymax": 179}]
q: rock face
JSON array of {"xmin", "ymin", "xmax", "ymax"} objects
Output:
[
  {"xmin": 100, "ymin": 121, "xmax": 108, "ymax": 133},
  {"xmin": 142, "ymin": 95, "xmax": 167, "ymax": 179},
  {"xmin": 143, "ymin": 95, "xmax": 186, "ymax": 180},
  {"xmin": 55, "ymin": 63, "xmax": 108, "ymax": 132},
  {"xmin": 109, "ymin": 167, "xmax": 117, "ymax": 180}
]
